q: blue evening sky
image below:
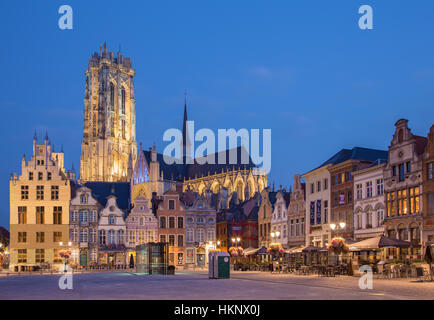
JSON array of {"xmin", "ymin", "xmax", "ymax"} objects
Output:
[{"xmin": 0, "ymin": 1, "xmax": 433, "ymax": 228}]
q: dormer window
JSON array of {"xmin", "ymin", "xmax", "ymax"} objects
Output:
[{"xmin": 108, "ymin": 215, "xmax": 115, "ymax": 225}]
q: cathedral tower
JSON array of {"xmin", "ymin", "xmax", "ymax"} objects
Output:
[{"xmin": 80, "ymin": 43, "xmax": 137, "ymax": 182}]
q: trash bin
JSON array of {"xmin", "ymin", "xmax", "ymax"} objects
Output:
[{"xmin": 209, "ymin": 252, "xmax": 230, "ymax": 279}]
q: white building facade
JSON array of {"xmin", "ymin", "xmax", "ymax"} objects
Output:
[
  {"xmin": 97, "ymin": 195, "xmax": 127, "ymax": 267},
  {"xmin": 303, "ymin": 165, "xmax": 332, "ymax": 247},
  {"xmin": 271, "ymin": 191, "xmax": 290, "ymax": 248},
  {"xmin": 353, "ymin": 161, "xmax": 387, "ymax": 240}
]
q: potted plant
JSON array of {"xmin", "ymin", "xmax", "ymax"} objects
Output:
[
  {"xmin": 327, "ymin": 237, "xmax": 349, "ymax": 255},
  {"xmin": 267, "ymin": 243, "xmax": 284, "ymax": 256}
]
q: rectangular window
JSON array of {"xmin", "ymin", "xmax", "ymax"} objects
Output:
[
  {"xmin": 53, "ymin": 249, "xmax": 62, "ymax": 263},
  {"xmin": 80, "ymin": 229, "xmax": 88, "ymax": 243},
  {"xmin": 177, "ymin": 217, "xmax": 183, "ymax": 229},
  {"xmin": 324, "ymin": 178, "xmax": 328, "ymax": 190},
  {"xmin": 399, "ymin": 163, "xmax": 405, "ymax": 182},
  {"xmin": 18, "ymin": 232, "xmax": 27, "ymax": 243},
  {"xmin": 356, "ymin": 184, "xmax": 363, "ymax": 200},
  {"xmin": 21, "ymin": 186, "xmax": 29, "ymax": 200},
  {"xmin": 311, "ymin": 183, "xmax": 314, "ymax": 194},
  {"xmin": 406, "ymin": 162, "xmax": 411, "ymax": 173},
  {"xmin": 186, "ymin": 248, "xmax": 194, "ymax": 264},
  {"xmin": 36, "ymin": 232, "xmax": 45, "ymax": 243},
  {"xmin": 51, "ymin": 186, "xmax": 59, "ymax": 200},
  {"xmin": 36, "ymin": 206, "xmax": 45, "ymax": 224},
  {"xmin": 333, "ymin": 175, "xmax": 338, "ymax": 185},
  {"xmin": 197, "ymin": 229, "xmax": 204, "ymax": 243},
  {"xmin": 207, "ymin": 229, "xmax": 215, "ymax": 241},
  {"xmin": 186, "ymin": 229, "xmax": 194, "ymax": 242},
  {"xmin": 168, "ymin": 200, "xmax": 175, "ymax": 210},
  {"xmin": 317, "ymin": 181, "xmax": 321, "ymax": 192},
  {"xmin": 18, "ymin": 249, "xmax": 27, "ymax": 263},
  {"xmin": 392, "ymin": 166, "xmax": 397, "ymax": 177},
  {"xmin": 35, "ymin": 249, "xmax": 45, "ymax": 263},
  {"xmin": 177, "ymin": 235, "xmax": 183, "ymax": 247},
  {"xmin": 29, "ymin": 172, "xmax": 33, "ymax": 180},
  {"xmin": 169, "ymin": 235, "xmax": 175, "ymax": 246},
  {"xmin": 53, "ymin": 206, "xmax": 62, "ymax": 224},
  {"xmin": 366, "ymin": 181, "xmax": 373, "ymax": 198},
  {"xmin": 18, "ymin": 206, "xmax": 27, "ymax": 224},
  {"xmin": 38, "ymin": 172, "xmax": 43, "ymax": 181},
  {"xmin": 160, "ymin": 217, "xmax": 166, "ymax": 228},
  {"xmin": 53, "ymin": 232, "xmax": 62, "ymax": 243},
  {"xmin": 409, "ymin": 187, "xmax": 420, "ymax": 214},
  {"xmin": 160, "ymin": 234, "xmax": 166, "ymax": 243},
  {"xmin": 428, "ymin": 193, "xmax": 434, "ymax": 216},
  {"xmin": 377, "ymin": 179, "xmax": 384, "ymax": 196},
  {"xmin": 428, "ymin": 163, "xmax": 434, "ymax": 180},
  {"xmin": 47, "ymin": 172, "xmax": 52, "ymax": 181},
  {"xmin": 36, "ymin": 185, "xmax": 44, "ymax": 200},
  {"xmin": 169, "ymin": 217, "xmax": 175, "ymax": 228}
]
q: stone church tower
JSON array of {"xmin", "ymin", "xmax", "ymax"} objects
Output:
[{"xmin": 80, "ymin": 43, "xmax": 137, "ymax": 182}]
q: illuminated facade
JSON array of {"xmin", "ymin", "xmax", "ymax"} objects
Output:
[
  {"xmin": 80, "ymin": 43, "xmax": 137, "ymax": 182},
  {"xmin": 383, "ymin": 119, "xmax": 427, "ymax": 254},
  {"xmin": 9, "ymin": 133, "xmax": 72, "ymax": 271}
]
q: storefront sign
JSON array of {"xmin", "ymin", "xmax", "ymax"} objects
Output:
[{"xmin": 316, "ymin": 200, "xmax": 321, "ymax": 224}]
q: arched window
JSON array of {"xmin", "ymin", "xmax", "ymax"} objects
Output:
[
  {"xmin": 397, "ymin": 223, "xmax": 407, "ymax": 240},
  {"xmin": 110, "ymin": 83, "xmax": 115, "ymax": 106},
  {"xmin": 121, "ymin": 87, "xmax": 126, "ymax": 114}
]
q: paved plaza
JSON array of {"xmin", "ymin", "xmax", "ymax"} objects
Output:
[{"xmin": 0, "ymin": 270, "xmax": 433, "ymax": 300}]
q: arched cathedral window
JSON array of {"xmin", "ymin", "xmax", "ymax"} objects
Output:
[
  {"xmin": 121, "ymin": 87, "xmax": 126, "ymax": 114},
  {"xmin": 110, "ymin": 83, "xmax": 115, "ymax": 107}
]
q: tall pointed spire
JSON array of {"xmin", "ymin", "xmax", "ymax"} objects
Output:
[
  {"xmin": 182, "ymin": 90, "xmax": 188, "ymax": 164},
  {"xmin": 33, "ymin": 130, "xmax": 37, "ymax": 141}
]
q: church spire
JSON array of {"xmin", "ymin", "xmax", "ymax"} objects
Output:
[{"xmin": 182, "ymin": 90, "xmax": 189, "ymax": 164}]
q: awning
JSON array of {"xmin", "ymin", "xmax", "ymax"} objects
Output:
[
  {"xmin": 244, "ymin": 248, "xmax": 259, "ymax": 256},
  {"xmin": 244, "ymin": 246, "xmax": 268, "ymax": 255},
  {"xmin": 349, "ymin": 235, "xmax": 415, "ymax": 251},
  {"xmin": 285, "ymin": 246, "xmax": 304, "ymax": 254},
  {"xmin": 302, "ymin": 246, "xmax": 321, "ymax": 253}
]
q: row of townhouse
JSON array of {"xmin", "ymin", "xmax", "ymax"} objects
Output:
[
  {"xmin": 302, "ymin": 119, "xmax": 434, "ymax": 258},
  {"xmin": 8, "ymin": 135, "xmax": 217, "ymax": 271},
  {"xmin": 257, "ymin": 175, "xmax": 306, "ymax": 250},
  {"xmin": 256, "ymin": 119, "xmax": 433, "ymax": 256}
]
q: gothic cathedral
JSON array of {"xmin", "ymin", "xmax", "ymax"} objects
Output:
[{"xmin": 80, "ymin": 43, "xmax": 137, "ymax": 182}]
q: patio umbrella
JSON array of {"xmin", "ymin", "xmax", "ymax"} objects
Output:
[
  {"xmin": 256, "ymin": 246, "xmax": 268, "ymax": 255},
  {"xmin": 244, "ymin": 248, "xmax": 259, "ymax": 256},
  {"xmin": 349, "ymin": 235, "xmax": 414, "ymax": 250},
  {"xmin": 302, "ymin": 246, "xmax": 320, "ymax": 253}
]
